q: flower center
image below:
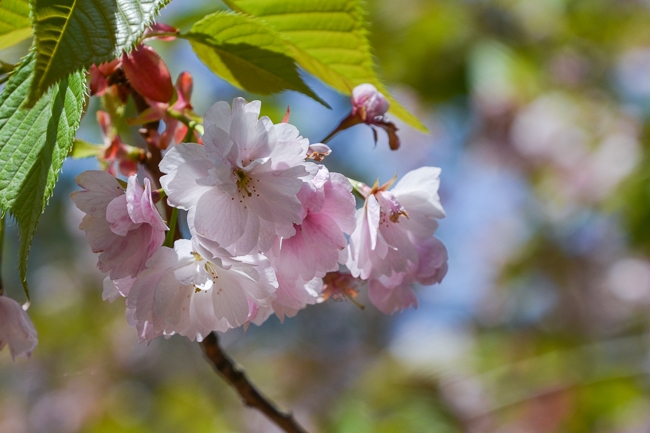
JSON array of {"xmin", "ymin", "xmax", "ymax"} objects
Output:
[
  {"xmin": 235, "ymin": 169, "xmax": 254, "ymax": 197},
  {"xmin": 204, "ymin": 262, "xmax": 219, "ymax": 281}
]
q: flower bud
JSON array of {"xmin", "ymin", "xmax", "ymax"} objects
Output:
[
  {"xmin": 351, "ymin": 84, "xmax": 389, "ymax": 122},
  {"xmin": 122, "ymin": 44, "xmax": 173, "ymax": 103},
  {"xmin": 306, "ymin": 143, "xmax": 331, "ymax": 161},
  {"xmin": 88, "ymin": 59, "xmax": 121, "ymax": 96},
  {"xmin": 0, "ymin": 296, "xmax": 37, "ymax": 361}
]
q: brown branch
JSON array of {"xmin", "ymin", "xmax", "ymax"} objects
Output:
[{"xmin": 200, "ymin": 332, "xmax": 310, "ymax": 433}]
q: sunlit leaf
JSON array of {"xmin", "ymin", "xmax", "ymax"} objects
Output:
[
  {"xmin": 225, "ymin": 0, "xmax": 427, "ymax": 132},
  {"xmin": 0, "ymin": 0, "xmax": 32, "ymax": 51},
  {"xmin": 27, "ymin": 0, "xmax": 169, "ymax": 106},
  {"xmin": 186, "ymin": 11, "xmax": 327, "ymax": 106},
  {"xmin": 0, "ymin": 52, "xmax": 85, "ymax": 295}
]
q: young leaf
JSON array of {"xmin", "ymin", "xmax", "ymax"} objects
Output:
[
  {"xmin": 186, "ymin": 11, "xmax": 327, "ymax": 106},
  {"xmin": 27, "ymin": 0, "xmax": 169, "ymax": 107},
  {"xmin": 0, "ymin": 52, "xmax": 85, "ymax": 295},
  {"xmin": 70, "ymin": 138, "xmax": 103, "ymax": 159},
  {"xmin": 225, "ymin": 0, "xmax": 428, "ymax": 132},
  {"xmin": 0, "ymin": 0, "xmax": 32, "ymax": 51}
]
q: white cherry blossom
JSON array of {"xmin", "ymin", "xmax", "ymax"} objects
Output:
[
  {"xmin": 160, "ymin": 98, "xmax": 312, "ymax": 256},
  {"xmin": 127, "ymin": 239, "xmax": 277, "ymax": 341}
]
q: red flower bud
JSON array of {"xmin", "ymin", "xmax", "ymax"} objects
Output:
[
  {"xmin": 122, "ymin": 44, "xmax": 173, "ymax": 103},
  {"xmin": 88, "ymin": 59, "xmax": 121, "ymax": 96}
]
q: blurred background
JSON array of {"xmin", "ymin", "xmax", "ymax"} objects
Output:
[{"xmin": 3, "ymin": 0, "xmax": 650, "ymax": 431}]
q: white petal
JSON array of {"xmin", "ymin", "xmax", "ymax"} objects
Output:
[
  {"xmin": 160, "ymin": 142, "xmax": 209, "ymax": 174},
  {"xmin": 161, "ymin": 158, "xmax": 214, "ymax": 210},
  {"xmin": 194, "ymin": 188, "xmax": 248, "ymax": 247}
]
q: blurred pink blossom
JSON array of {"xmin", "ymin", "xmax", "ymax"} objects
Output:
[{"xmin": 0, "ymin": 296, "xmax": 37, "ymax": 361}]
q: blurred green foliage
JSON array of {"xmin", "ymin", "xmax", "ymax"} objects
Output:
[{"xmin": 3, "ymin": 0, "xmax": 650, "ymax": 432}]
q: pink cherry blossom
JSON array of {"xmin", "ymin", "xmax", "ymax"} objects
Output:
[
  {"xmin": 70, "ymin": 171, "xmax": 168, "ymax": 280},
  {"xmin": 127, "ymin": 239, "xmax": 277, "ymax": 341},
  {"xmin": 248, "ymin": 277, "xmax": 323, "ymax": 325},
  {"xmin": 0, "ymin": 296, "xmax": 37, "ymax": 361},
  {"xmin": 347, "ymin": 167, "xmax": 446, "ymax": 282},
  {"xmin": 102, "ymin": 277, "xmax": 135, "ymax": 302},
  {"xmin": 160, "ymin": 98, "xmax": 312, "ymax": 256},
  {"xmin": 368, "ymin": 236, "xmax": 448, "ymax": 314},
  {"xmin": 270, "ymin": 165, "xmax": 356, "ymax": 281},
  {"xmin": 242, "ymin": 166, "xmax": 355, "ymax": 321}
]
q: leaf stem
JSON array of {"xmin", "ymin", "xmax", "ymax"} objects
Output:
[
  {"xmin": 320, "ymin": 112, "xmax": 361, "ymax": 143},
  {"xmin": 200, "ymin": 332, "xmax": 310, "ymax": 433},
  {"xmin": 166, "ymin": 109, "xmax": 204, "ymax": 136},
  {"xmin": 164, "ymin": 208, "xmax": 178, "ymax": 248},
  {"xmin": 143, "ymin": 31, "xmax": 183, "ymax": 40}
]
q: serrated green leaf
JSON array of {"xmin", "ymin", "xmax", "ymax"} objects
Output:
[
  {"xmin": 70, "ymin": 138, "xmax": 102, "ymax": 158},
  {"xmin": 0, "ymin": 51, "xmax": 85, "ymax": 296},
  {"xmin": 186, "ymin": 11, "xmax": 327, "ymax": 106},
  {"xmin": 27, "ymin": 0, "xmax": 169, "ymax": 107},
  {"xmin": 0, "ymin": 0, "xmax": 32, "ymax": 51},
  {"xmin": 225, "ymin": 0, "xmax": 428, "ymax": 132}
]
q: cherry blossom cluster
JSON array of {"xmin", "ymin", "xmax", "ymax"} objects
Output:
[
  {"xmin": 0, "ymin": 32, "xmax": 447, "ymax": 359},
  {"xmin": 69, "ymin": 93, "xmax": 448, "ymax": 343}
]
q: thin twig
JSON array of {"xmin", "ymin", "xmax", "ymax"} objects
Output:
[{"xmin": 200, "ymin": 332, "xmax": 309, "ymax": 433}]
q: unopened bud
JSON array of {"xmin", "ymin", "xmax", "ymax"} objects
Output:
[
  {"xmin": 351, "ymin": 84, "xmax": 389, "ymax": 122},
  {"xmin": 122, "ymin": 45, "xmax": 174, "ymax": 103},
  {"xmin": 306, "ymin": 143, "xmax": 331, "ymax": 161}
]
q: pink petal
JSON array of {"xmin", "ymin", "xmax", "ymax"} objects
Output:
[
  {"xmin": 368, "ymin": 275, "xmax": 418, "ymax": 315},
  {"xmin": 0, "ymin": 297, "xmax": 37, "ymax": 361}
]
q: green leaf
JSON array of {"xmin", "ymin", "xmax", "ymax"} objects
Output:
[
  {"xmin": 27, "ymin": 0, "xmax": 169, "ymax": 106},
  {"xmin": 0, "ymin": 51, "xmax": 85, "ymax": 296},
  {"xmin": 225, "ymin": 0, "xmax": 428, "ymax": 132},
  {"xmin": 0, "ymin": 0, "xmax": 32, "ymax": 51},
  {"xmin": 186, "ymin": 11, "xmax": 327, "ymax": 106},
  {"xmin": 70, "ymin": 138, "xmax": 102, "ymax": 158}
]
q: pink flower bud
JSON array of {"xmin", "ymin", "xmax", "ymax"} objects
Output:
[
  {"xmin": 0, "ymin": 297, "xmax": 37, "ymax": 361},
  {"xmin": 122, "ymin": 45, "xmax": 173, "ymax": 103},
  {"xmin": 306, "ymin": 143, "xmax": 331, "ymax": 161},
  {"xmin": 351, "ymin": 84, "xmax": 389, "ymax": 122}
]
